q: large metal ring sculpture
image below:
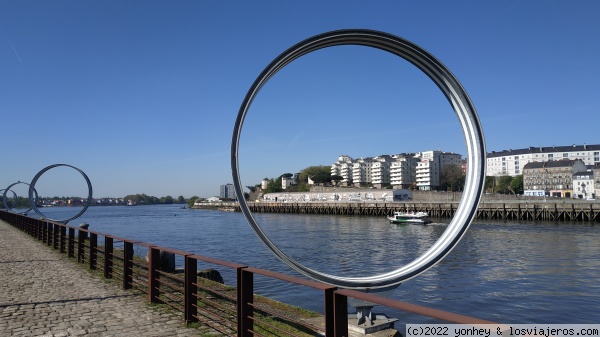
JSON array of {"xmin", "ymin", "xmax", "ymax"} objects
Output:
[
  {"xmin": 231, "ymin": 29, "xmax": 486, "ymax": 289},
  {"xmin": 28, "ymin": 164, "xmax": 93, "ymax": 223},
  {"xmin": 2, "ymin": 182, "xmax": 38, "ymax": 213}
]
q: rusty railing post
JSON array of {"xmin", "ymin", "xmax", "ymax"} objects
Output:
[
  {"xmin": 324, "ymin": 287, "xmax": 337, "ymax": 337},
  {"xmin": 184, "ymin": 255, "xmax": 198, "ymax": 324},
  {"xmin": 104, "ymin": 237, "xmax": 113, "ymax": 279},
  {"xmin": 53, "ymin": 223, "xmax": 59, "ymax": 250},
  {"xmin": 123, "ymin": 241, "xmax": 133, "ymax": 289},
  {"xmin": 89, "ymin": 233, "xmax": 97, "ymax": 270},
  {"xmin": 148, "ymin": 247, "xmax": 160, "ymax": 303},
  {"xmin": 238, "ymin": 268, "xmax": 253, "ymax": 337},
  {"xmin": 77, "ymin": 228, "xmax": 85, "ymax": 262},
  {"xmin": 333, "ymin": 291, "xmax": 348, "ymax": 337},
  {"xmin": 36, "ymin": 219, "xmax": 42, "ymax": 240},
  {"xmin": 68, "ymin": 227, "xmax": 75, "ymax": 258},
  {"xmin": 42, "ymin": 221, "xmax": 48, "ymax": 244},
  {"xmin": 47, "ymin": 222, "xmax": 53, "ymax": 247},
  {"xmin": 59, "ymin": 225, "xmax": 66, "ymax": 253}
]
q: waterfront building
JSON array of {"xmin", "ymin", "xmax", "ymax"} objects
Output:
[
  {"xmin": 281, "ymin": 173, "xmax": 299, "ymax": 190},
  {"xmin": 594, "ymin": 164, "xmax": 600, "ymax": 199},
  {"xmin": 352, "ymin": 157, "xmax": 373, "ymax": 187},
  {"xmin": 331, "ymin": 150, "xmax": 461, "ymax": 190},
  {"xmin": 487, "ymin": 144, "xmax": 600, "ymax": 177},
  {"xmin": 220, "ymin": 183, "xmax": 237, "ymax": 200},
  {"xmin": 416, "ymin": 151, "xmax": 463, "ymax": 191},
  {"xmin": 261, "ymin": 178, "xmax": 269, "ymax": 190},
  {"xmin": 390, "ymin": 153, "xmax": 419, "ymax": 189},
  {"xmin": 371, "ymin": 155, "xmax": 394, "ymax": 189},
  {"xmin": 522, "ymin": 159, "xmax": 587, "ymax": 198},
  {"xmin": 331, "ymin": 155, "xmax": 353, "ymax": 186},
  {"xmin": 262, "ymin": 188, "xmax": 412, "ymax": 203},
  {"xmin": 573, "ymin": 171, "xmax": 595, "ymax": 199}
]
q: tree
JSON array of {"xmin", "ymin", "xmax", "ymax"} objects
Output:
[
  {"xmin": 496, "ymin": 176, "xmax": 513, "ymax": 194},
  {"xmin": 187, "ymin": 196, "xmax": 199, "ymax": 208},
  {"xmin": 440, "ymin": 164, "xmax": 465, "ymax": 191},
  {"xmin": 311, "ymin": 172, "xmax": 332, "ymax": 185},
  {"xmin": 297, "ymin": 166, "xmax": 331, "ymax": 184},
  {"xmin": 485, "ymin": 176, "xmax": 496, "ymax": 193},
  {"xmin": 263, "ymin": 178, "xmax": 283, "ymax": 193},
  {"xmin": 509, "ymin": 175, "xmax": 524, "ymax": 195},
  {"xmin": 177, "ymin": 195, "xmax": 185, "ymax": 203},
  {"xmin": 331, "ymin": 175, "xmax": 343, "ymax": 186}
]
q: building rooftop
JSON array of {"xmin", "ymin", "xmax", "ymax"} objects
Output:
[
  {"xmin": 488, "ymin": 144, "xmax": 600, "ymax": 158},
  {"xmin": 523, "ymin": 159, "xmax": 582, "ymax": 170}
]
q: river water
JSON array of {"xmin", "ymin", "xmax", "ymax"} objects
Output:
[{"xmin": 21, "ymin": 204, "xmax": 600, "ymax": 324}]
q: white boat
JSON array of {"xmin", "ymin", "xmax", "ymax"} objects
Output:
[{"xmin": 387, "ymin": 211, "xmax": 432, "ymax": 225}]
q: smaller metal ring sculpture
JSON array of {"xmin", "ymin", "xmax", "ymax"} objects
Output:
[
  {"xmin": 231, "ymin": 29, "xmax": 486, "ymax": 289},
  {"xmin": 29, "ymin": 164, "xmax": 93, "ymax": 223},
  {"xmin": 3, "ymin": 182, "xmax": 38, "ymax": 214},
  {"xmin": 1, "ymin": 189, "xmax": 19, "ymax": 210}
]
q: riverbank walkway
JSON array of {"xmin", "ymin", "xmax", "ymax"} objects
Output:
[{"xmin": 0, "ymin": 219, "xmax": 202, "ymax": 337}]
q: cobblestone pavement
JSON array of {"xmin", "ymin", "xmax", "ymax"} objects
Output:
[{"xmin": 0, "ymin": 220, "xmax": 204, "ymax": 337}]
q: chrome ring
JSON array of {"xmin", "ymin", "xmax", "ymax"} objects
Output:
[
  {"xmin": 231, "ymin": 29, "xmax": 486, "ymax": 289},
  {"xmin": 29, "ymin": 164, "xmax": 93, "ymax": 223}
]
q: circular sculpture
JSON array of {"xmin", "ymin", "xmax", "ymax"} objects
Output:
[
  {"xmin": 2, "ymin": 182, "xmax": 38, "ymax": 213},
  {"xmin": 231, "ymin": 29, "xmax": 486, "ymax": 289},
  {"xmin": 0, "ymin": 188, "xmax": 18, "ymax": 209},
  {"xmin": 28, "ymin": 164, "xmax": 93, "ymax": 223}
]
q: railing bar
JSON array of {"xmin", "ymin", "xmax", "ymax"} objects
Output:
[
  {"xmin": 157, "ymin": 279, "xmax": 184, "ymax": 293},
  {"xmin": 159, "ymin": 298, "xmax": 184, "ymax": 313},
  {"xmin": 194, "ymin": 305, "xmax": 236, "ymax": 323},
  {"xmin": 159, "ymin": 290, "xmax": 184, "ymax": 303},
  {"xmin": 191, "ymin": 313, "xmax": 236, "ymax": 336},
  {"xmin": 251, "ymin": 305, "xmax": 319, "ymax": 332},
  {"xmin": 251, "ymin": 315, "xmax": 301, "ymax": 337},
  {"xmin": 156, "ymin": 270, "xmax": 185, "ymax": 282},
  {"xmin": 196, "ymin": 296, "xmax": 236, "ymax": 316},
  {"xmin": 196, "ymin": 284, "xmax": 237, "ymax": 302}
]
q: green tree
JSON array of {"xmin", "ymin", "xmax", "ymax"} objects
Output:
[
  {"xmin": 496, "ymin": 176, "xmax": 513, "ymax": 194},
  {"xmin": 331, "ymin": 175, "xmax": 343, "ymax": 186},
  {"xmin": 187, "ymin": 196, "xmax": 199, "ymax": 208},
  {"xmin": 509, "ymin": 175, "xmax": 524, "ymax": 195},
  {"xmin": 177, "ymin": 195, "xmax": 185, "ymax": 203},
  {"xmin": 485, "ymin": 176, "xmax": 496, "ymax": 193},
  {"xmin": 264, "ymin": 178, "xmax": 283, "ymax": 193},
  {"xmin": 298, "ymin": 166, "xmax": 331, "ymax": 184},
  {"xmin": 311, "ymin": 172, "xmax": 332, "ymax": 185}
]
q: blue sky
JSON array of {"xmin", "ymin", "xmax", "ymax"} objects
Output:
[{"xmin": 1, "ymin": 1, "xmax": 599, "ymax": 199}]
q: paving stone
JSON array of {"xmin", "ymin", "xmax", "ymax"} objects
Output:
[{"xmin": 0, "ymin": 220, "xmax": 204, "ymax": 337}]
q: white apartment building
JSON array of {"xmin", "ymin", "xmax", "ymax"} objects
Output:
[
  {"xmin": 371, "ymin": 155, "xmax": 394, "ymax": 189},
  {"xmin": 416, "ymin": 151, "xmax": 462, "ymax": 191},
  {"xmin": 416, "ymin": 151, "xmax": 463, "ymax": 191},
  {"xmin": 331, "ymin": 151, "xmax": 462, "ymax": 190},
  {"xmin": 573, "ymin": 171, "xmax": 595, "ymax": 199},
  {"xmin": 331, "ymin": 155, "xmax": 353, "ymax": 186},
  {"xmin": 390, "ymin": 154, "xmax": 420, "ymax": 189},
  {"xmin": 487, "ymin": 144, "xmax": 600, "ymax": 177},
  {"xmin": 352, "ymin": 157, "xmax": 373, "ymax": 186},
  {"xmin": 594, "ymin": 165, "xmax": 600, "ymax": 199}
]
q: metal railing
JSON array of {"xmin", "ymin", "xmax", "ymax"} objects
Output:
[{"xmin": 0, "ymin": 210, "xmax": 497, "ymax": 336}]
